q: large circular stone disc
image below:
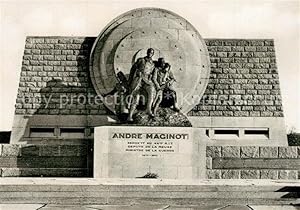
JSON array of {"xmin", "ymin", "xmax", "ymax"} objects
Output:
[{"xmin": 90, "ymin": 8, "xmax": 211, "ymax": 114}]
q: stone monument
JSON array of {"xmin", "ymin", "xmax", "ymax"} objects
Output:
[
  {"xmin": 89, "ymin": 8, "xmax": 212, "ymax": 178},
  {"xmin": 1, "ymin": 6, "xmax": 299, "ymax": 208},
  {"xmin": 7, "ymin": 8, "xmax": 290, "ymax": 179}
]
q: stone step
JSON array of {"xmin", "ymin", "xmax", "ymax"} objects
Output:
[
  {"xmin": 0, "ymin": 178, "xmax": 298, "ymax": 205},
  {"xmin": 0, "ymin": 197, "xmax": 298, "ymax": 205},
  {"xmin": 0, "ymin": 184, "xmax": 299, "ymax": 192},
  {"xmin": 0, "ymin": 191, "xmax": 298, "ymax": 199}
]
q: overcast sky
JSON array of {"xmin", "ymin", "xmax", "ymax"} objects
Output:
[{"xmin": 0, "ymin": 0, "xmax": 299, "ymax": 132}]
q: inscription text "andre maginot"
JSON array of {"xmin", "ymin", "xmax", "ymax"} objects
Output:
[{"xmin": 111, "ymin": 133, "xmax": 189, "ymax": 140}]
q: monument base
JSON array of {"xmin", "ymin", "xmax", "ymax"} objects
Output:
[{"xmin": 94, "ymin": 126, "xmax": 205, "ymax": 179}]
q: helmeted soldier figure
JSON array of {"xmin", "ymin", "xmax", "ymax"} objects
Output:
[{"xmin": 127, "ymin": 48, "xmax": 156, "ymax": 122}]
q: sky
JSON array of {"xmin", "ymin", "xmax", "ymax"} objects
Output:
[{"xmin": 0, "ymin": 0, "xmax": 299, "ymax": 132}]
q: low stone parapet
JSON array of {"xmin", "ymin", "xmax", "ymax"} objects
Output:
[
  {"xmin": 206, "ymin": 146, "xmax": 300, "ymax": 179},
  {"xmin": 0, "ymin": 143, "xmax": 92, "ymax": 177}
]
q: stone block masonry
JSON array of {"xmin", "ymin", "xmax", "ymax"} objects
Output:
[
  {"xmin": 17, "ymin": 37, "xmax": 107, "ymax": 116},
  {"xmin": 206, "ymin": 146, "xmax": 300, "ymax": 180},
  {"xmin": 15, "ymin": 37, "xmax": 283, "ymax": 118},
  {"xmin": 190, "ymin": 39, "xmax": 283, "ymax": 117},
  {"xmin": 0, "ymin": 143, "xmax": 92, "ymax": 177}
]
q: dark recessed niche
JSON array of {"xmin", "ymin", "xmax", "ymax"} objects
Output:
[
  {"xmin": 30, "ymin": 128, "xmax": 54, "ymax": 133},
  {"xmin": 214, "ymin": 129, "xmax": 239, "ymax": 135},
  {"xmin": 244, "ymin": 129, "xmax": 269, "ymax": 136},
  {"xmin": 60, "ymin": 128, "xmax": 85, "ymax": 133},
  {"xmin": 30, "ymin": 127, "xmax": 55, "ymax": 137}
]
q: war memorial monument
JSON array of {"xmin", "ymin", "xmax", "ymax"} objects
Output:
[{"xmin": 0, "ymin": 7, "xmax": 299, "ymax": 208}]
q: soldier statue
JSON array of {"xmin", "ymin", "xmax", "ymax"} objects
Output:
[
  {"xmin": 152, "ymin": 57, "xmax": 179, "ymax": 115},
  {"xmin": 127, "ymin": 48, "xmax": 156, "ymax": 122}
]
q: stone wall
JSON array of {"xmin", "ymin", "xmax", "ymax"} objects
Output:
[
  {"xmin": 2, "ymin": 143, "xmax": 298, "ymax": 179},
  {"xmin": 15, "ymin": 37, "xmax": 283, "ymax": 117},
  {"xmin": 190, "ymin": 39, "xmax": 283, "ymax": 117},
  {"xmin": 0, "ymin": 144, "xmax": 92, "ymax": 177},
  {"xmin": 17, "ymin": 37, "xmax": 107, "ymax": 116},
  {"xmin": 206, "ymin": 146, "xmax": 300, "ymax": 179}
]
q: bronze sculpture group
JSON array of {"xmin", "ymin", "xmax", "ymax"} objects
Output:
[{"xmin": 105, "ymin": 48, "xmax": 179, "ymax": 122}]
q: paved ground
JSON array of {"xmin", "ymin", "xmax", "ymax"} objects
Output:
[
  {"xmin": 0, "ymin": 204, "xmax": 299, "ymax": 209},
  {"xmin": 0, "ymin": 177, "xmax": 300, "ymax": 186},
  {"xmin": 0, "ymin": 179, "xmax": 299, "ymax": 209}
]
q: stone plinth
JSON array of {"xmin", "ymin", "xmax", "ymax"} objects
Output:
[{"xmin": 94, "ymin": 126, "xmax": 205, "ymax": 179}]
